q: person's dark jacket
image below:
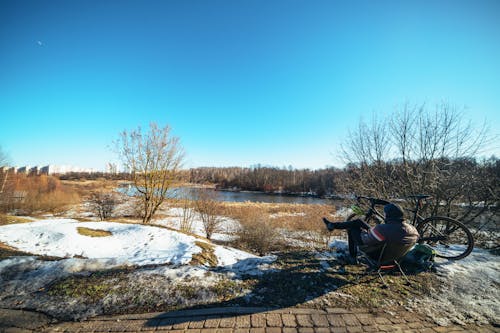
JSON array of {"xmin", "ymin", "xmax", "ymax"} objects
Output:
[{"xmin": 359, "ymin": 218, "xmax": 419, "ymax": 258}]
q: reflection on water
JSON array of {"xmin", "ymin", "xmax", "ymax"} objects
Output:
[{"xmin": 119, "ymin": 185, "xmax": 336, "ymax": 205}]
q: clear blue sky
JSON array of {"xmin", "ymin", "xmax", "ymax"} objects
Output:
[{"xmin": 1, "ymin": 0, "xmax": 499, "ymax": 170}]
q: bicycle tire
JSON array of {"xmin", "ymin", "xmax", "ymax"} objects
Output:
[{"xmin": 416, "ymin": 216, "xmax": 474, "ymax": 260}]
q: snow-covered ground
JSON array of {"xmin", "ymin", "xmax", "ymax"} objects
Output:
[
  {"xmin": 0, "ymin": 218, "xmax": 274, "ymax": 270},
  {"xmin": 0, "ymin": 217, "xmax": 275, "ymax": 320},
  {"xmin": 153, "ymin": 207, "xmax": 241, "ymax": 242},
  {"xmin": 412, "ymin": 248, "xmax": 500, "ymax": 326},
  {"xmin": 0, "ymin": 208, "xmax": 498, "ymax": 325}
]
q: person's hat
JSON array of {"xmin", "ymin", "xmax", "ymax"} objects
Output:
[{"xmin": 384, "ymin": 203, "xmax": 404, "ymax": 221}]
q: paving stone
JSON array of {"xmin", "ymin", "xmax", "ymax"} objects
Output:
[
  {"xmin": 288, "ymin": 309, "xmax": 326, "ymax": 315},
  {"xmin": 282, "ymin": 328, "xmax": 298, "ymax": 333},
  {"xmin": 297, "ymin": 328, "xmax": 314, "ymax": 333},
  {"xmin": 407, "ymin": 322, "xmax": 425, "ymax": 329},
  {"xmin": 265, "ymin": 327, "xmax": 282, "ymax": 333},
  {"xmin": 296, "ymin": 315, "xmax": 314, "ymax": 327},
  {"xmin": 346, "ymin": 326, "xmax": 364, "ymax": 333},
  {"xmin": 376, "ymin": 324, "xmax": 400, "ymax": 332},
  {"xmin": 204, "ymin": 318, "xmax": 221, "ymax": 328},
  {"xmin": 249, "ymin": 328, "xmax": 266, "ymax": 333},
  {"xmin": 327, "ymin": 314, "xmax": 346, "ymax": 327},
  {"xmin": 123, "ymin": 322, "xmax": 148, "ymax": 332},
  {"xmin": 331, "ymin": 328, "xmax": 348, "ymax": 333},
  {"xmin": 233, "ymin": 329, "xmax": 250, "ymax": 333},
  {"xmin": 375, "ymin": 317, "xmax": 392, "ymax": 325},
  {"xmin": 189, "ymin": 318, "xmax": 207, "ymax": 329},
  {"xmin": 217, "ymin": 329, "xmax": 235, "ymax": 333},
  {"xmin": 326, "ymin": 308, "xmax": 351, "ymax": 314},
  {"xmin": 362, "ymin": 326, "xmax": 378, "ymax": 332},
  {"xmin": 354, "ymin": 314, "xmax": 375, "ymax": 326},
  {"xmin": 266, "ymin": 314, "xmax": 282, "ymax": 327},
  {"xmin": 199, "ymin": 329, "xmax": 219, "ymax": 333},
  {"xmin": 281, "ymin": 314, "xmax": 297, "ymax": 327},
  {"xmin": 173, "ymin": 320, "xmax": 190, "ymax": 329},
  {"xmin": 219, "ymin": 317, "xmax": 235, "ymax": 328},
  {"xmin": 237, "ymin": 315, "xmax": 251, "ymax": 328},
  {"xmin": 316, "ymin": 328, "xmax": 331, "ymax": 333},
  {"xmin": 251, "ymin": 314, "xmax": 266, "ymax": 327},
  {"xmin": 310, "ymin": 314, "xmax": 329, "ymax": 327},
  {"xmin": 393, "ymin": 324, "xmax": 410, "ymax": 330},
  {"xmin": 341, "ymin": 314, "xmax": 361, "ymax": 327}
]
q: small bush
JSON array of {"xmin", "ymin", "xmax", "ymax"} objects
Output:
[
  {"xmin": 193, "ymin": 190, "xmax": 222, "ymax": 239},
  {"xmin": 236, "ymin": 210, "xmax": 281, "ymax": 256},
  {"xmin": 89, "ymin": 191, "xmax": 118, "ymax": 220}
]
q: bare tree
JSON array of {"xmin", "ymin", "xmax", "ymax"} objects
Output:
[
  {"xmin": 173, "ymin": 187, "xmax": 196, "ymax": 233},
  {"xmin": 340, "ymin": 102, "xmax": 494, "ymax": 221},
  {"xmin": 115, "ymin": 123, "xmax": 184, "ymax": 224},
  {"xmin": 194, "ymin": 189, "xmax": 222, "ymax": 239},
  {"xmin": 89, "ymin": 191, "xmax": 118, "ymax": 221}
]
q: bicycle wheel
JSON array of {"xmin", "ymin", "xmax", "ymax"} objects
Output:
[{"xmin": 416, "ymin": 216, "xmax": 474, "ymax": 260}]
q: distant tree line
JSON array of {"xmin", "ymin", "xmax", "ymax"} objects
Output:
[{"xmin": 186, "ymin": 165, "xmax": 344, "ymax": 197}]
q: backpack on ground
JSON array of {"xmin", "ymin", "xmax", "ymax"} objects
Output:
[{"xmin": 401, "ymin": 244, "xmax": 437, "ymax": 272}]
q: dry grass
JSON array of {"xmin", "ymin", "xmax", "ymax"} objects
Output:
[
  {"xmin": 0, "ymin": 214, "xmax": 33, "ymax": 226},
  {"xmin": 77, "ymin": 227, "xmax": 113, "ymax": 237},
  {"xmin": 190, "ymin": 241, "xmax": 218, "ymax": 267},
  {"xmin": 219, "ymin": 201, "xmax": 335, "ymax": 232},
  {"xmin": 1, "ymin": 174, "xmax": 81, "ymax": 215},
  {"xmin": 60, "ymin": 179, "xmax": 123, "ymax": 197},
  {"xmin": 0, "ymin": 241, "xmax": 32, "ymax": 259}
]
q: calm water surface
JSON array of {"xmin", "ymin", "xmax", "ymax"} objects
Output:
[{"xmin": 119, "ymin": 185, "xmax": 337, "ymax": 205}]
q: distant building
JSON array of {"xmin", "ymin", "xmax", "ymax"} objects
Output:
[
  {"xmin": 29, "ymin": 166, "xmax": 40, "ymax": 175},
  {"xmin": 17, "ymin": 166, "xmax": 29, "ymax": 174},
  {"xmin": 1, "ymin": 164, "xmax": 100, "ymax": 176}
]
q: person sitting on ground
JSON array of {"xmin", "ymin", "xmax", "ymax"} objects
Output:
[{"xmin": 322, "ymin": 203, "xmax": 419, "ymax": 264}]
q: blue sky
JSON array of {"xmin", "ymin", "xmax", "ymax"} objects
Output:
[{"xmin": 1, "ymin": 0, "xmax": 499, "ymax": 170}]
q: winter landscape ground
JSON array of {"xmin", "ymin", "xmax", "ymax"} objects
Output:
[{"xmin": 0, "ymin": 184, "xmax": 498, "ymax": 332}]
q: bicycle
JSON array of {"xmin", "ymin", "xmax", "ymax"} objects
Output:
[{"xmin": 348, "ymin": 195, "xmax": 474, "ymax": 260}]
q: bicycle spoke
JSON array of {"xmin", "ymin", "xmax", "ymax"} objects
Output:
[{"xmin": 417, "ymin": 217, "xmax": 474, "ymax": 260}]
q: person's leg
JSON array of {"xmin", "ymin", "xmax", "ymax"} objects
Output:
[{"xmin": 347, "ymin": 227, "xmax": 363, "ymax": 258}]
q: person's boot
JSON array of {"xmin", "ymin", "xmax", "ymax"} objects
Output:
[{"xmin": 322, "ymin": 217, "xmax": 337, "ymax": 231}]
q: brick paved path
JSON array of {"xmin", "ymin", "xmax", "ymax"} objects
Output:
[{"xmin": 2, "ymin": 306, "xmax": 494, "ymax": 333}]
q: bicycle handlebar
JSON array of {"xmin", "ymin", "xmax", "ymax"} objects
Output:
[{"xmin": 356, "ymin": 196, "xmax": 391, "ymax": 207}]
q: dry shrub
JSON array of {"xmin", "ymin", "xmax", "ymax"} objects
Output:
[
  {"xmin": 89, "ymin": 191, "xmax": 119, "ymax": 220},
  {"xmin": 220, "ymin": 202, "xmax": 337, "ymax": 250},
  {"xmin": 1, "ymin": 174, "xmax": 80, "ymax": 215},
  {"xmin": 193, "ymin": 190, "xmax": 223, "ymax": 239},
  {"xmin": 236, "ymin": 209, "xmax": 281, "ymax": 255}
]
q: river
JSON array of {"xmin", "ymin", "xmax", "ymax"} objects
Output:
[{"xmin": 118, "ymin": 185, "xmax": 337, "ymax": 205}]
